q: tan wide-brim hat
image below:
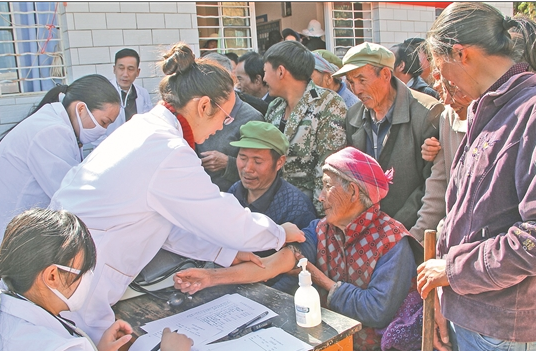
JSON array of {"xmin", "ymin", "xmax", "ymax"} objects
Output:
[{"xmin": 333, "ymin": 42, "xmax": 395, "ymax": 78}]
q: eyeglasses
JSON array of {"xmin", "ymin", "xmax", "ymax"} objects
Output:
[
  {"xmin": 55, "ymin": 264, "xmax": 81, "ymax": 275},
  {"xmin": 212, "ymin": 100, "xmax": 234, "ymax": 125}
]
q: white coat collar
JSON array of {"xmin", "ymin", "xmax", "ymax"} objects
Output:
[{"xmin": 0, "ymin": 291, "xmax": 73, "ymax": 339}]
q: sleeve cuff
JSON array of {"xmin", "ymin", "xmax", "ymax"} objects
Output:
[
  {"xmin": 327, "ymin": 281, "xmax": 343, "ymax": 307},
  {"xmin": 214, "ymin": 247, "xmax": 238, "ymax": 267}
]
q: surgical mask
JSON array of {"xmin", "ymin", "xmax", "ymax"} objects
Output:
[
  {"xmin": 75, "ymin": 102, "xmax": 107, "ymax": 144},
  {"xmin": 47, "ymin": 264, "xmax": 94, "ymax": 312}
]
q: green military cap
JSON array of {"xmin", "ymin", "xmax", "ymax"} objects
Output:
[
  {"xmin": 313, "ymin": 49, "xmax": 343, "ymax": 69},
  {"xmin": 230, "ymin": 121, "xmax": 289, "ymax": 156},
  {"xmin": 333, "ymin": 42, "xmax": 395, "ymax": 78}
]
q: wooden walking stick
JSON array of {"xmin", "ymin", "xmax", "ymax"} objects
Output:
[{"xmin": 422, "ymin": 229, "xmax": 437, "ymax": 351}]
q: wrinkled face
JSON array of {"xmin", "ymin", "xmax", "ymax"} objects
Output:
[
  {"xmin": 237, "ymin": 148, "xmax": 282, "ymax": 194},
  {"xmin": 236, "ymin": 61, "xmax": 261, "ymax": 97},
  {"xmin": 345, "ymin": 65, "xmax": 391, "ymax": 111},
  {"xmin": 263, "ymin": 62, "xmax": 282, "ymax": 97},
  {"xmin": 442, "ymin": 79, "xmax": 473, "ymax": 114},
  {"xmin": 318, "ymin": 171, "xmax": 353, "ymax": 228},
  {"xmin": 113, "ymin": 56, "xmax": 140, "ymax": 91}
]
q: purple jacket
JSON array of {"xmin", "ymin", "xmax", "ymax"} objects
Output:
[{"xmin": 438, "ymin": 72, "xmax": 536, "ymax": 342}]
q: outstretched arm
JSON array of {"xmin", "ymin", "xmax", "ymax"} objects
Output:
[{"xmin": 174, "ymin": 246, "xmax": 297, "ymax": 294}]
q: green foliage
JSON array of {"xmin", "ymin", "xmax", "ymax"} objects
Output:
[{"xmin": 515, "ymin": 2, "xmax": 536, "ymax": 19}]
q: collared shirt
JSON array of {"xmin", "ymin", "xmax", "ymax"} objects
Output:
[
  {"xmin": 362, "ymin": 104, "xmax": 394, "ymax": 160},
  {"xmin": 121, "ymin": 85, "xmax": 138, "ymax": 121},
  {"xmin": 471, "ymin": 62, "xmax": 529, "ymax": 114}
]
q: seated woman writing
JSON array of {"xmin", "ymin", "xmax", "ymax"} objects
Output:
[
  {"xmin": 175, "ymin": 147, "xmax": 422, "ymax": 351},
  {"xmin": 0, "ymin": 208, "xmax": 192, "ymax": 351}
]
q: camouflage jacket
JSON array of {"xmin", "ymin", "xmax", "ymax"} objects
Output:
[{"xmin": 265, "ymin": 80, "xmax": 347, "ymax": 215}]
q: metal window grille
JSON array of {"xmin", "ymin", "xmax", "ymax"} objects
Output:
[
  {"xmin": 0, "ymin": 1, "xmax": 65, "ymax": 95},
  {"xmin": 325, "ymin": 2, "xmax": 373, "ymax": 58},
  {"xmin": 196, "ymin": 2, "xmax": 257, "ymax": 57}
]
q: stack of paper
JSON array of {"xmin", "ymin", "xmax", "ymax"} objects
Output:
[{"xmin": 129, "ymin": 293, "xmax": 314, "ymax": 351}]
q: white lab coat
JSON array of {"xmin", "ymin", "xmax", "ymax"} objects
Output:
[
  {"xmin": 50, "ymin": 105, "xmax": 286, "ymax": 343},
  {"xmin": 92, "ymin": 80, "xmax": 153, "ymax": 146},
  {"xmin": 0, "ymin": 292, "xmax": 95, "ymax": 351},
  {"xmin": 0, "ymin": 103, "xmax": 81, "ymax": 237}
]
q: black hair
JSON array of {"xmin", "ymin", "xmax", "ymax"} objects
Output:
[
  {"xmin": 224, "ymin": 52, "xmax": 239, "ymax": 65},
  {"xmin": 282, "ymin": 28, "xmax": 300, "ymax": 41},
  {"xmin": 159, "ymin": 42, "xmax": 234, "ymax": 110},
  {"xmin": 238, "ymin": 51, "xmax": 265, "ymax": 84},
  {"xmin": 115, "ymin": 48, "xmax": 140, "ymax": 67},
  {"xmin": 1, "ymin": 74, "xmax": 120, "ymax": 141},
  {"xmin": 0, "ymin": 208, "xmax": 96, "ymax": 294},
  {"xmin": 427, "ymin": 2, "xmax": 536, "ymax": 71},
  {"xmin": 264, "ymin": 41, "xmax": 314, "ymax": 82},
  {"xmin": 265, "ymin": 30, "xmax": 283, "ymax": 51},
  {"xmin": 391, "ymin": 42, "xmax": 422, "ymax": 77}
]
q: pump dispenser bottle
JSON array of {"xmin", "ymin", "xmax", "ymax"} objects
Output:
[{"xmin": 294, "ymin": 257, "xmax": 321, "ymax": 327}]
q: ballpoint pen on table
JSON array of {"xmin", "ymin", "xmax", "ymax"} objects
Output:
[
  {"xmin": 209, "ymin": 320, "xmax": 273, "ymax": 344},
  {"xmin": 228, "ymin": 310, "xmax": 269, "ymax": 337}
]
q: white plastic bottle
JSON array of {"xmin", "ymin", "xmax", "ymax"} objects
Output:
[{"xmin": 294, "ymin": 258, "xmax": 321, "ymax": 327}]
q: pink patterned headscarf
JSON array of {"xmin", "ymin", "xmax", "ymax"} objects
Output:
[{"xmin": 323, "ymin": 147, "xmax": 394, "ymax": 204}]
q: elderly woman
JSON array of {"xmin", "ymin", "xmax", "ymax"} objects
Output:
[{"xmin": 175, "ymin": 147, "xmax": 421, "ymax": 351}]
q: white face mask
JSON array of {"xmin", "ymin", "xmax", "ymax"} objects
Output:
[
  {"xmin": 47, "ymin": 264, "xmax": 94, "ymax": 312},
  {"xmin": 75, "ymin": 102, "xmax": 107, "ymax": 144}
]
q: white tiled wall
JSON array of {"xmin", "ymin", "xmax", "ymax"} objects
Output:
[{"xmin": 0, "ymin": 1, "xmax": 199, "ymax": 131}]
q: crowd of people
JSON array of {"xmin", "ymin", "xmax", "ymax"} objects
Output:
[{"xmin": 1, "ymin": 3, "xmax": 536, "ymax": 351}]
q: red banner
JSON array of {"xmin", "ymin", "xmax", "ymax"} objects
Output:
[{"xmin": 390, "ymin": 2, "xmax": 452, "ymax": 9}]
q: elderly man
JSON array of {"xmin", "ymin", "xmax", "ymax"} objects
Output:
[
  {"xmin": 196, "ymin": 53, "xmax": 264, "ymax": 191},
  {"xmin": 263, "ymin": 41, "xmax": 347, "ymax": 215},
  {"xmin": 335, "ymin": 42, "xmax": 443, "ymax": 230},
  {"xmin": 311, "ymin": 51, "xmax": 359, "ymax": 108},
  {"xmin": 175, "ymin": 147, "xmax": 421, "ymax": 351},
  {"xmin": 228, "ymin": 121, "xmax": 317, "ymax": 232},
  {"xmin": 236, "ymin": 52, "xmax": 273, "ymax": 104}
]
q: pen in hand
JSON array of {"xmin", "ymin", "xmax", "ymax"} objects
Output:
[{"xmin": 228, "ymin": 311, "xmax": 269, "ymax": 337}]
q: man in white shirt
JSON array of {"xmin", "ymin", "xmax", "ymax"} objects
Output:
[{"xmin": 93, "ymin": 48, "xmax": 152, "ymax": 145}]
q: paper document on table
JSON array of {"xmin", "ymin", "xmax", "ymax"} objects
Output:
[
  {"xmin": 136, "ymin": 293, "xmax": 277, "ymax": 348},
  {"xmin": 198, "ymin": 327, "xmax": 313, "ymax": 351}
]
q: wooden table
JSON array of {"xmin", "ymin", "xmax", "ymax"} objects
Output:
[{"xmin": 113, "ymin": 282, "xmax": 361, "ymax": 350}]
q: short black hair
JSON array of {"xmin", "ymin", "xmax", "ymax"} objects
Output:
[
  {"xmin": 238, "ymin": 51, "xmax": 265, "ymax": 83},
  {"xmin": 224, "ymin": 52, "xmax": 239, "ymax": 64},
  {"xmin": 282, "ymin": 28, "xmax": 300, "ymax": 41},
  {"xmin": 115, "ymin": 48, "xmax": 140, "ymax": 66},
  {"xmin": 391, "ymin": 42, "xmax": 422, "ymax": 77},
  {"xmin": 264, "ymin": 41, "xmax": 314, "ymax": 82}
]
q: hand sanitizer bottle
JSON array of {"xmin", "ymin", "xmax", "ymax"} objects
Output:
[{"xmin": 294, "ymin": 258, "xmax": 321, "ymax": 327}]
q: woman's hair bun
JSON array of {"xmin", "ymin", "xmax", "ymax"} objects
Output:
[{"xmin": 162, "ymin": 43, "xmax": 196, "ymax": 76}]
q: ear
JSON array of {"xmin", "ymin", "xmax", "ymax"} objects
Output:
[
  {"xmin": 76, "ymin": 101, "xmax": 85, "ymax": 116},
  {"xmin": 277, "ymin": 65, "xmax": 286, "ymax": 80},
  {"xmin": 452, "ymin": 44, "xmax": 468, "ymax": 63},
  {"xmin": 254, "ymin": 74, "xmax": 263, "ymax": 85},
  {"xmin": 42, "ymin": 265, "xmax": 62, "ymax": 290},
  {"xmin": 196, "ymin": 96, "xmax": 212, "ymax": 117},
  {"xmin": 135, "ymin": 67, "xmax": 141, "ymax": 78},
  {"xmin": 275, "ymin": 155, "xmax": 286, "ymax": 171},
  {"xmin": 395, "ymin": 61, "xmax": 405, "ymax": 73},
  {"xmin": 349, "ymin": 182, "xmax": 360, "ymax": 202}
]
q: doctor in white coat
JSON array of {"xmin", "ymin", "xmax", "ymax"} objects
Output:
[
  {"xmin": 93, "ymin": 48, "xmax": 153, "ymax": 146},
  {"xmin": 0, "ymin": 208, "xmax": 192, "ymax": 351},
  {"xmin": 0, "ymin": 74, "xmax": 120, "ymax": 237},
  {"xmin": 49, "ymin": 43, "xmax": 305, "ymax": 343}
]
